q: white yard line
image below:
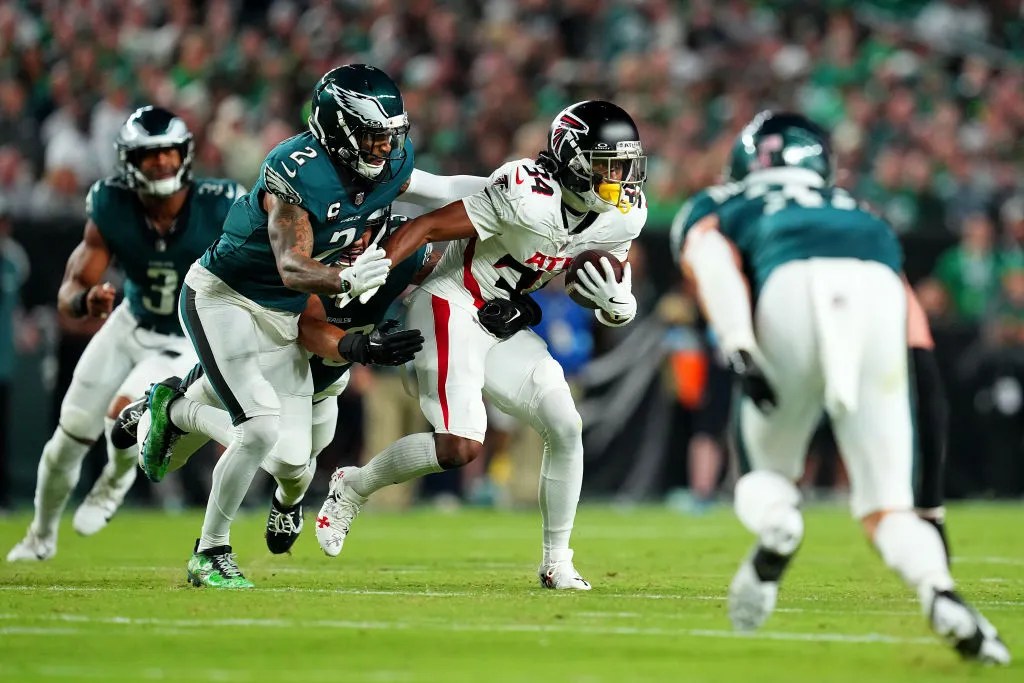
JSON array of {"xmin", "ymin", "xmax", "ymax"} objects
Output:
[
  {"xmin": 954, "ymin": 556, "xmax": 1024, "ymax": 566},
  {"xmin": 0, "ymin": 611, "xmax": 939, "ymax": 647},
  {"xmin": 0, "ymin": 584, "xmax": 1020, "ymax": 608}
]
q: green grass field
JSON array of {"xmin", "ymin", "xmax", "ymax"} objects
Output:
[{"xmin": 0, "ymin": 503, "xmax": 1020, "ymax": 682}]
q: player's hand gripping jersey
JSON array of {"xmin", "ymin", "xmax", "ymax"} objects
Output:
[{"xmin": 418, "ymin": 158, "xmax": 646, "ymax": 312}]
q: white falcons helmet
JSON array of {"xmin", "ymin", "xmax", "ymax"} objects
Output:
[{"xmin": 115, "ymin": 106, "xmax": 194, "ymax": 196}]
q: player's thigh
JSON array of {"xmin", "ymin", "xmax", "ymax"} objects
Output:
[
  {"xmin": 60, "ymin": 303, "xmax": 139, "ymax": 438},
  {"xmin": 483, "ymin": 329, "xmax": 574, "ymax": 429},
  {"xmin": 831, "ymin": 268, "xmax": 913, "ymax": 518},
  {"xmin": 408, "ymin": 290, "xmax": 494, "ymax": 442},
  {"xmin": 737, "ymin": 262, "xmax": 825, "ymax": 479},
  {"xmin": 179, "ymin": 284, "xmax": 283, "ymax": 424}
]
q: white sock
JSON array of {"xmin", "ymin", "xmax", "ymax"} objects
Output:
[
  {"xmin": 345, "ymin": 433, "xmax": 441, "ymax": 498},
  {"xmin": 873, "ymin": 511, "xmax": 954, "ymax": 609},
  {"xmin": 734, "ymin": 470, "xmax": 804, "ymax": 555},
  {"xmin": 31, "ymin": 428, "xmax": 93, "ymax": 539},
  {"xmin": 198, "ymin": 415, "xmax": 278, "ymax": 551},
  {"xmin": 102, "ymin": 416, "xmax": 138, "ymax": 484},
  {"xmin": 170, "ymin": 397, "xmax": 234, "ymax": 446},
  {"xmin": 531, "ymin": 391, "xmax": 584, "ymax": 561}
]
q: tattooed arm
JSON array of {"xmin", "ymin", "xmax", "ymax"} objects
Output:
[{"xmin": 264, "ymin": 192, "xmax": 345, "ymax": 295}]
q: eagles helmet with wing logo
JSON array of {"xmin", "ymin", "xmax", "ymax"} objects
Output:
[
  {"xmin": 541, "ymin": 100, "xmax": 647, "ymax": 214},
  {"xmin": 307, "ymin": 64, "xmax": 410, "ymax": 183},
  {"xmin": 115, "ymin": 106, "xmax": 194, "ymax": 196},
  {"xmin": 726, "ymin": 110, "xmax": 834, "ymax": 183}
]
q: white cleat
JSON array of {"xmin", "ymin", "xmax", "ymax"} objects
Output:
[
  {"xmin": 315, "ymin": 467, "xmax": 367, "ymax": 557},
  {"xmin": 73, "ymin": 468, "xmax": 137, "ymax": 536},
  {"xmin": 728, "ymin": 555, "xmax": 779, "ymax": 631},
  {"xmin": 928, "ymin": 589, "xmax": 1011, "ymax": 665},
  {"xmin": 538, "ymin": 549, "xmax": 592, "ymax": 590},
  {"xmin": 6, "ymin": 529, "xmax": 56, "ymax": 562}
]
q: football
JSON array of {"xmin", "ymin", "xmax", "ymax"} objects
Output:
[{"xmin": 564, "ymin": 249, "xmax": 623, "ymax": 308}]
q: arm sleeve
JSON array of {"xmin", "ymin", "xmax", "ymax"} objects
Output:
[
  {"xmin": 683, "ymin": 228, "xmax": 757, "ymax": 356},
  {"xmin": 400, "ymin": 169, "xmax": 489, "ymax": 210}
]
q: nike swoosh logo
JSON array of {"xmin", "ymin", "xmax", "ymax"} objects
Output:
[
  {"xmin": 609, "ymin": 298, "xmax": 630, "ymax": 306},
  {"xmin": 515, "ymin": 168, "xmax": 524, "ymax": 184},
  {"xmin": 283, "ymin": 163, "xmax": 298, "ymax": 178}
]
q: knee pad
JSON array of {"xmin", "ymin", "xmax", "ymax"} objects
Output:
[
  {"xmin": 58, "ymin": 404, "xmax": 103, "ymax": 444},
  {"xmin": 238, "ymin": 414, "xmax": 280, "ymax": 453},
  {"xmin": 734, "ymin": 470, "xmax": 803, "ymax": 552},
  {"xmin": 533, "ymin": 389, "xmax": 583, "ymax": 448}
]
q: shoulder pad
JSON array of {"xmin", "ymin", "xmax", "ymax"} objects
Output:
[
  {"xmin": 85, "ymin": 177, "xmax": 130, "ymax": 226},
  {"xmin": 669, "ymin": 186, "xmax": 740, "ymax": 256},
  {"xmin": 261, "ymin": 135, "xmax": 325, "ymax": 207},
  {"xmin": 193, "ymin": 177, "xmax": 247, "ymax": 203}
]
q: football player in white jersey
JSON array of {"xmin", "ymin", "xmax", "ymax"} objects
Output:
[{"xmin": 315, "ymin": 101, "xmax": 647, "ymax": 590}]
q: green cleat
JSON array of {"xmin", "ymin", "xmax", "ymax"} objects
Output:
[
  {"xmin": 139, "ymin": 377, "xmax": 184, "ymax": 482},
  {"xmin": 186, "ymin": 541, "xmax": 254, "ymax": 589}
]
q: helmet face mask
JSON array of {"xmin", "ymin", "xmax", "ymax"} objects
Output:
[
  {"xmin": 308, "ymin": 65, "xmax": 410, "ymax": 183},
  {"xmin": 547, "ymin": 101, "xmax": 646, "ymax": 214},
  {"xmin": 116, "ymin": 106, "xmax": 194, "ymax": 197}
]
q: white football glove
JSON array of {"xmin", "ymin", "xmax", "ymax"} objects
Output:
[
  {"xmin": 573, "ymin": 257, "xmax": 637, "ymax": 327},
  {"xmin": 336, "ymin": 245, "xmax": 391, "ymax": 306}
]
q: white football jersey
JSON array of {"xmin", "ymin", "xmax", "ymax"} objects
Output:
[{"xmin": 419, "ymin": 157, "xmax": 647, "ymax": 311}]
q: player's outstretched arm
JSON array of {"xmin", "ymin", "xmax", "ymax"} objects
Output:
[
  {"xmin": 297, "ymin": 296, "xmax": 424, "ymax": 366},
  {"xmin": 397, "ymin": 170, "xmax": 488, "ymax": 210},
  {"xmin": 265, "ymin": 192, "xmax": 389, "ymax": 297},
  {"xmin": 58, "ymin": 220, "xmax": 116, "ymax": 319},
  {"xmin": 682, "ymin": 214, "xmax": 776, "ymax": 412},
  {"xmin": 382, "ymin": 200, "xmax": 477, "ymax": 266}
]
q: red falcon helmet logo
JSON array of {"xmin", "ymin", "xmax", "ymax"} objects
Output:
[{"xmin": 551, "ymin": 112, "xmax": 590, "ymax": 156}]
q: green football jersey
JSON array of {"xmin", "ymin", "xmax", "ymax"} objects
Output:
[
  {"xmin": 310, "ymin": 245, "xmax": 430, "ymax": 394},
  {"xmin": 672, "ymin": 171, "xmax": 903, "ymax": 298},
  {"xmin": 201, "ymin": 132, "xmax": 415, "ymax": 313},
  {"xmin": 86, "ymin": 177, "xmax": 242, "ymax": 335}
]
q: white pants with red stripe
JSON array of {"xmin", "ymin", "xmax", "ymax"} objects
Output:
[{"xmin": 407, "ymin": 289, "xmax": 572, "ymax": 443}]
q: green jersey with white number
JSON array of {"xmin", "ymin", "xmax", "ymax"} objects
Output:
[
  {"xmin": 86, "ymin": 177, "xmax": 243, "ymax": 335},
  {"xmin": 201, "ymin": 132, "xmax": 415, "ymax": 314},
  {"xmin": 309, "ymin": 245, "xmax": 430, "ymax": 394},
  {"xmin": 671, "ymin": 168, "xmax": 902, "ymax": 298}
]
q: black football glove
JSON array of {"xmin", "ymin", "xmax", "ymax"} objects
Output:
[
  {"xmin": 337, "ymin": 319, "xmax": 424, "ymax": 366},
  {"xmin": 478, "ymin": 294, "xmax": 543, "ymax": 339},
  {"xmin": 727, "ymin": 349, "xmax": 778, "ymax": 414}
]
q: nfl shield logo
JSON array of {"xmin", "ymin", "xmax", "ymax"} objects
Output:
[{"xmin": 354, "ymin": 192, "xmax": 365, "ymax": 206}]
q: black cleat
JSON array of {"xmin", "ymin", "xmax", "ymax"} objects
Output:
[
  {"xmin": 265, "ymin": 497, "xmax": 303, "ymax": 554},
  {"xmin": 111, "ymin": 395, "xmax": 148, "ymax": 449}
]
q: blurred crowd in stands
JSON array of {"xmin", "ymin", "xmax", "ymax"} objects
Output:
[{"xmin": 0, "ymin": 0, "xmax": 1022, "ymax": 507}]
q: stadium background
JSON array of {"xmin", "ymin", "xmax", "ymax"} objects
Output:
[{"xmin": 0, "ymin": 0, "xmax": 1022, "ymax": 511}]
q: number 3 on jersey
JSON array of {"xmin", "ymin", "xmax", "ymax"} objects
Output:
[{"xmin": 143, "ymin": 266, "xmax": 178, "ymax": 315}]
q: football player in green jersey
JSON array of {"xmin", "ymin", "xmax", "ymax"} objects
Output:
[
  {"xmin": 675, "ymin": 111, "xmax": 1008, "ymax": 664},
  {"xmin": 114, "ymin": 214, "xmax": 433, "ymax": 555},
  {"xmin": 7, "ymin": 107, "xmax": 244, "ymax": 562},
  {"xmin": 135, "ymin": 65, "xmax": 485, "ymax": 588}
]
